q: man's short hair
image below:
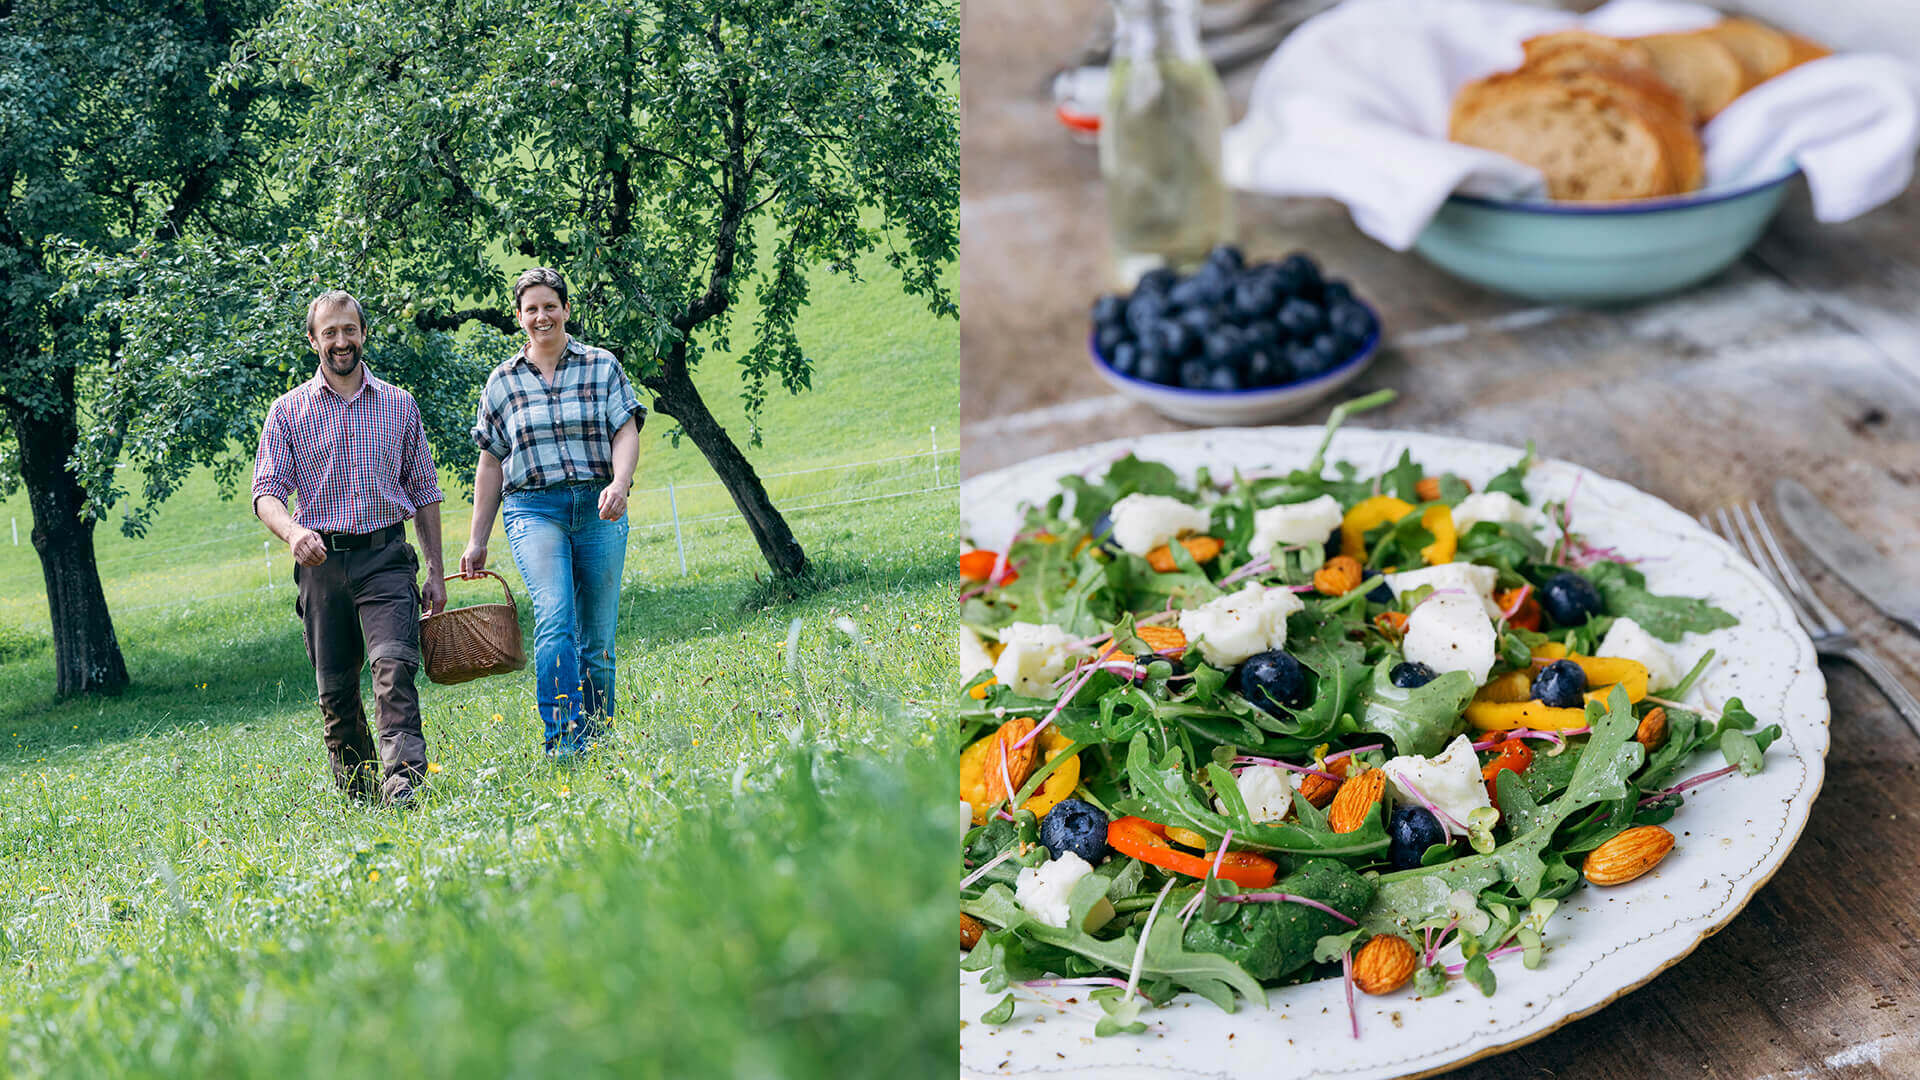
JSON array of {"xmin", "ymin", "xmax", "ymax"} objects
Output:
[
  {"xmin": 305, "ymin": 290, "xmax": 368, "ymax": 337},
  {"xmin": 513, "ymin": 267, "xmax": 569, "ymax": 310}
]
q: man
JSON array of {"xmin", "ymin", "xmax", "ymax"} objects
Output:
[{"xmin": 252, "ymin": 290, "xmax": 447, "ymax": 805}]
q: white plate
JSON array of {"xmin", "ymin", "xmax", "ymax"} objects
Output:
[{"xmin": 959, "ymin": 426, "xmax": 1830, "ymax": 1080}]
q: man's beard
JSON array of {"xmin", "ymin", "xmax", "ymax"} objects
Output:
[{"xmin": 324, "ymin": 345, "xmax": 361, "ymax": 376}]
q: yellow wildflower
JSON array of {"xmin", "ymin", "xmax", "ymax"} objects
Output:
[
  {"xmin": 368, "ymin": 870, "xmax": 380, "ymax": 883},
  {"xmin": 427, "ymin": 762, "xmax": 443, "ymax": 774}
]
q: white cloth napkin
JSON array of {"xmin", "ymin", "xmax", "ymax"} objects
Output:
[{"xmin": 1223, "ymin": 0, "xmax": 1920, "ymax": 249}]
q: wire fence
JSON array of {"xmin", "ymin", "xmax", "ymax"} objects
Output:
[{"xmin": 0, "ymin": 433, "xmax": 959, "ymax": 631}]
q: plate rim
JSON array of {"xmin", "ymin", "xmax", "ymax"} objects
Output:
[{"xmin": 958, "ymin": 424, "xmax": 1831, "ymax": 1080}]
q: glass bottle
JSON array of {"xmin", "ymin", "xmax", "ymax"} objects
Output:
[{"xmin": 1101, "ymin": 0, "xmax": 1233, "ymax": 287}]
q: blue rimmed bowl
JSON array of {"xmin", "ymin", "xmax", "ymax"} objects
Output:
[
  {"xmin": 1413, "ymin": 168, "xmax": 1798, "ymax": 304},
  {"xmin": 1088, "ymin": 305, "xmax": 1381, "ymax": 427}
]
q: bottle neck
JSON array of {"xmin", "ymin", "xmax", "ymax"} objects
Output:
[{"xmin": 1111, "ymin": 0, "xmax": 1205, "ymax": 62}]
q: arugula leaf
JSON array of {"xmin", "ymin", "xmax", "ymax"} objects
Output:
[
  {"xmin": 1381, "ymin": 450, "xmax": 1424, "ymax": 504},
  {"xmin": 1580, "ymin": 561, "xmax": 1738, "ymax": 642},
  {"xmin": 982, "ymin": 994, "xmax": 1016, "ymax": 1024},
  {"xmin": 1354, "ymin": 665, "xmax": 1475, "ymax": 758},
  {"xmin": 1455, "ymin": 521, "xmax": 1547, "ymax": 574},
  {"xmin": 963, "ymin": 881, "xmax": 1267, "ymax": 1010},
  {"xmin": 1058, "ymin": 455, "xmax": 1184, "ymax": 533},
  {"xmin": 1115, "ymin": 736, "xmax": 1390, "ymax": 858},
  {"xmin": 1182, "ymin": 860, "xmax": 1375, "ymax": 981},
  {"xmin": 1484, "ymin": 443, "xmax": 1536, "ymax": 504}
]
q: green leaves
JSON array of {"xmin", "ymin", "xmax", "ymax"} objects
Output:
[
  {"xmin": 1484, "ymin": 443, "xmax": 1535, "ymax": 504},
  {"xmin": 1580, "ymin": 561, "xmax": 1738, "ymax": 642},
  {"xmin": 1354, "ymin": 665, "xmax": 1475, "ymax": 758},
  {"xmin": 1181, "ymin": 860, "xmax": 1375, "ymax": 982},
  {"xmin": 1116, "ymin": 736, "xmax": 1389, "ymax": 858}
]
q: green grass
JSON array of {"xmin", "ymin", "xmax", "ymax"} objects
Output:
[{"xmin": 0, "ymin": 257, "xmax": 958, "ymax": 1077}]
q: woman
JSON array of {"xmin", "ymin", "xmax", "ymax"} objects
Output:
[{"xmin": 462, "ymin": 267, "xmax": 643, "ymax": 756}]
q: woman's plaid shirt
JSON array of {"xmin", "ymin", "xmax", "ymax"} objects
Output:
[
  {"xmin": 250, "ymin": 367, "xmax": 444, "ymax": 533},
  {"xmin": 471, "ymin": 338, "xmax": 644, "ymax": 493}
]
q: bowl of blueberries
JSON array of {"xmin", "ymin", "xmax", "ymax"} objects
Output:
[{"xmin": 1089, "ymin": 245, "xmax": 1382, "ymax": 426}]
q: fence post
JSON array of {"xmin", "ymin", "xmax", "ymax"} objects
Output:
[
  {"xmin": 931, "ymin": 425, "xmax": 938, "ymax": 487},
  {"xmin": 9, "ymin": 517, "xmax": 15, "ymax": 546},
  {"xmin": 667, "ymin": 480, "xmax": 688, "ymax": 576},
  {"xmin": 265, "ymin": 540, "xmax": 273, "ymax": 590}
]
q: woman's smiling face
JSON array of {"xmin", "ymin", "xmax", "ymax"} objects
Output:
[{"xmin": 517, "ymin": 285, "xmax": 568, "ymax": 344}]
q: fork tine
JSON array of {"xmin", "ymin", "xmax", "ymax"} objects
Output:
[
  {"xmin": 1708, "ymin": 505, "xmax": 1821, "ymax": 637},
  {"xmin": 1739, "ymin": 500, "xmax": 1850, "ymax": 637},
  {"xmin": 1726, "ymin": 503, "xmax": 1834, "ymax": 637}
]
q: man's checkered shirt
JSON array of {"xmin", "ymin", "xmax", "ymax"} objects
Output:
[
  {"xmin": 251, "ymin": 367, "xmax": 444, "ymax": 533},
  {"xmin": 471, "ymin": 338, "xmax": 644, "ymax": 493}
]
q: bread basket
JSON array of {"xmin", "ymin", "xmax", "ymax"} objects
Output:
[{"xmin": 419, "ymin": 571, "xmax": 527, "ymax": 685}]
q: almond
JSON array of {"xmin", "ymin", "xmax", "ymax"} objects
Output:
[
  {"xmin": 1133, "ymin": 624, "xmax": 1188, "ymax": 659},
  {"xmin": 1584, "ymin": 824, "xmax": 1675, "ymax": 886},
  {"xmin": 981, "ymin": 717, "xmax": 1038, "ymax": 806},
  {"xmin": 1299, "ymin": 756, "xmax": 1350, "ymax": 809},
  {"xmin": 1313, "ymin": 555, "xmax": 1364, "ymax": 596},
  {"xmin": 1635, "ymin": 706, "xmax": 1668, "ymax": 750},
  {"xmin": 961, "ymin": 912, "xmax": 985, "ymax": 951},
  {"xmin": 1414, "ymin": 476, "xmax": 1442, "ymax": 502},
  {"xmin": 1373, "ymin": 610, "xmax": 1409, "ymax": 638},
  {"xmin": 1146, "ymin": 535, "xmax": 1224, "ymax": 573},
  {"xmin": 1327, "ymin": 766, "xmax": 1386, "ymax": 834},
  {"xmin": 1353, "ymin": 934, "xmax": 1418, "ymax": 995}
]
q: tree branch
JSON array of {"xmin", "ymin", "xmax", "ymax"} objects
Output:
[{"xmin": 415, "ymin": 306, "xmax": 516, "ymax": 334}]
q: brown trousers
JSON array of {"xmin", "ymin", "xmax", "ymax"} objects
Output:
[{"xmin": 294, "ymin": 537, "xmax": 427, "ymax": 800}]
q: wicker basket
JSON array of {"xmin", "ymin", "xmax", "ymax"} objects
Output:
[{"xmin": 420, "ymin": 571, "xmax": 527, "ymax": 685}]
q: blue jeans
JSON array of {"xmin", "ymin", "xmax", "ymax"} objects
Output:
[{"xmin": 502, "ymin": 482, "xmax": 628, "ymax": 750}]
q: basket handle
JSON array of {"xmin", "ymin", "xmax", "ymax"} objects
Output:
[{"xmin": 435, "ymin": 570, "xmax": 517, "ymax": 611}]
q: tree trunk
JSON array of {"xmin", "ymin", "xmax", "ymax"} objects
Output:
[
  {"xmin": 643, "ymin": 350, "xmax": 809, "ymax": 579},
  {"xmin": 4, "ymin": 372, "xmax": 129, "ymax": 697}
]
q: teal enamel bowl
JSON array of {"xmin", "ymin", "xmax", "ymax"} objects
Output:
[{"xmin": 1412, "ymin": 169, "xmax": 1797, "ymax": 304}]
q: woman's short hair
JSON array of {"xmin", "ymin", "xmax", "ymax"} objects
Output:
[
  {"xmin": 513, "ymin": 267, "xmax": 569, "ymax": 310},
  {"xmin": 305, "ymin": 290, "xmax": 367, "ymax": 336}
]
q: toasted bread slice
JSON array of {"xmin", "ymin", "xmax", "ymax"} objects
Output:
[
  {"xmin": 1450, "ymin": 73, "xmax": 1673, "ymax": 201},
  {"xmin": 1706, "ymin": 18, "xmax": 1796, "ymax": 86},
  {"xmin": 1541, "ymin": 67, "xmax": 1703, "ymax": 192},
  {"xmin": 1522, "ymin": 31, "xmax": 1655, "ymax": 74},
  {"xmin": 1635, "ymin": 31, "xmax": 1746, "ymax": 120}
]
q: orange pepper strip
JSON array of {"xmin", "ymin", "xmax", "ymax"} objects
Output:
[
  {"xmin": 1106, "ymin": 816, "xmax": 1279, "ymax": 889},
  {"xmin": 959, "ymin": 550, "xmax": 1018, "ymax": 585}
]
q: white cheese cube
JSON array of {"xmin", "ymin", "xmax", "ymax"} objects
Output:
[
  {"xmin": 1249, "ymin": 495, "xmax": 1344, "ymax": 559},
  {"xmin": 1178, "ymin": 583, "xmax": 1304, "ymax": 668},
  {"xmin": 1015, "ymin": 851, "xmax": 1096, "ymax": 929},
  {"xmin": 1451, "ymin": 491, "xmax": 1546, "ymax": 534},
  {"xmin": 1230, "ymin": 765, "xmax": 1296, "ymax": 824},
  {"xmin": 1401, "ymin": 593, "xmax": 1499, "ymax": 686},
  {"xmin": 1598, "ymin": 616, "xmax": 1681, "ymax": 691},
  {"xmin": 960, "ymin": 626, "xmax": 995, "ymax": 681},
  {"xmin": 1381, "ymin": 734, "xmax": 1494, "ymax": 837},
  {"xmin": 992, "ymin": 622, "xmax": 1079, "ymax": 697},
  {"xmin": 1109, "ymin": 494, "xmax": 1211, "ymax": 556},
  {"xmin": 1386, "ymin": 563, "xmax": 1503, "ymax": 619}
]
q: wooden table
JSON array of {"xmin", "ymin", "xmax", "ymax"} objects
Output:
[{"xmin": 960, "ymin": 1, "xmax": 1920, "ymax": 1074}]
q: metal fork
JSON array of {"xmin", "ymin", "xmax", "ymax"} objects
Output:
[{"xmin": 1705, "ymin": 502, "xmax": 1920, "ymax": 738}]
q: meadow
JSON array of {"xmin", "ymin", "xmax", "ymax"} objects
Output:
[{"xmin": 0, "ymin": 258, "xmax": 958, "ymax": 1077}]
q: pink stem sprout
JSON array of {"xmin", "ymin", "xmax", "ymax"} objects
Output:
[
  {"xmin": 1023, "ymin": 977, "xmax": 1158, "ymax": 1004},
  {"xmin": 1231, "ymin": 755, "xmax": 1342, "ymax": 782},
  {"xmin": 1471, "ymin": 726, "xmax": 1587, "ymax": 752},
  {"xmin": 1343, "ymin": 948, "xmax": 1360, "ymax": 1039},
  {"xmin": 960, "ymin": 847, "xmax": 1016, "ymax": 891},
  {"xmin": 1639, "ymin": 763, "xmax": 1739, "ymax": 806},
  {"xmin": 1398, "ymin": 775, "xmax": 1467, "ymax": 835},
  {"xmin": 1498, "ymin": 584, "xmax": 1533, "ymax": 622},
  {"xmin": 1445, "ymin": 944, "xmax": 1526, "ymax": 975},
  {"xmin": 1218, "ymin": 892, "xmax": 1360, "ymax": 926},
  {"xmin": 1324, "ymin": 743, "xmax": 1385, "ymax": 764},
  {"xmin": 1013, "ymin": 641, "xmax": 1121, "ymax": 751}
]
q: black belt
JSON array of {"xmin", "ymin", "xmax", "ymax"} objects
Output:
[{"xmin": 317, "ymin": 523, "xmax": 405, "ymax": 552}]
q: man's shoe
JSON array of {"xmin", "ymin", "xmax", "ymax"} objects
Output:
[{"xmin": 381, "ymin": 775, "xmax": 417, "ymax": 807}]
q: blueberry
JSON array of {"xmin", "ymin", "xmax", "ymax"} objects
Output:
[
  {"xmin": 1126, "ymin": 291, "xmax": 1169, "ymax": 337},
  {"xmin": 1388, "ymin": 806, "xmax": 1448, "ymax": 871},
  {"xmin": 1179, "ymin": 358, "xmax": 1212, "ymax": 389},
  {"xmin": 1329, "ymin": 301, "xmax": 1376, "ymax": 342},
  {"xmin": 1207, "ymin": 244, "xmax": 1245, "ymax": 273},
  {"xmin": 1288, "ymin": 341, "xmax": 1330, "ymax": 378},
  {"xmin": 1532, "ymin": 658, "xmax": 1588, "ymax": 707},
  {"xmin": 1232, "ymin": 276, "xmax": 1280, "ymax": 320},
  {"xmin": 1241, "ymin": 320, "xmax": 1281, "ymax": 354},
  {"xmin": 1204, "ymin": 325, "xmax": 1247, "ymax": 366},
  {"xmin": 1321, "ymin": 279, "xmax": 1355, "ymax": 306},
  {"xmin": 1168, "ymin": 274, "xmax": 1212, "ymax": 311},
  {"xmin": 1147, "ymin": 318, "xmax": 1196, "ymax": 359},
  {"xmin": 1389, "ymin": 661, "xmax": 1437, "ymax": 688},
  {"xmin": 1235, "ymin": 649, "xmax": 1313, "ymax": 714},
  {"xmin": 1177, "ymin": 307, "xmax": 1214, "ymax": 337},
  {"xmin": 1093, "ymin": 294, "xmax": 1127, "ymax": 328},
  {"xmin": 1039, "ymin": 797, "xmax": 1111, "ymax": 864},
  {"xmin": 1110, "ymin": 340, "xmax": 1140, "ymax": 377},
  {"xmin": 1135, "ymin": 350, "xmax": 1176, "ymax": 386},
  {"xmin": 1276, "ymin": 298, "xmax": 1326, "ymax": 340},
  {"xmin": 1360, "ymin": 568, "xmax": 1393, "ymax": 603},
  {"xmin": 1090, "ymin": 512, "xmax": 1118, "ymax": 551},
  {"xmin": 1310, "ymin": 332, "xmax": 1344, "ymax": 368},
  {"xmin": 1095, "ymin": 321, "xmax": 1128, "ymax": 357},
  {"xmin": 1204, "ymin": 365, "xmax": 1242, "ymax": 392},
  {"xmin": 1539, "ymin": 572, "xmax": 1604, "ymax": 626},
  {"xmin": 1280, "ymin": 252, "xmax": 1323, "ymax": 293},
  {"xmin": 1244, "ymin": 349, "xmax": 1284, "ymax": 387},
  {"xmin": 1136, "ymin": 267, "xmax": 1178, "ymax": 296}
]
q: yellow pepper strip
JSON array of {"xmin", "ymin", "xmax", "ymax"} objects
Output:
[
  {"xmin": 959, "ymin": 735, "xmax": 995, "ymax": 825},
  {"xmin": 1341, "ymin": 495, "xmax": 1417, "ymax": 560},
  {"xmin": 1477, "ymin": 670, "xmax": 1532, "ymax": 704},
  {"xmin": 1465, "ymin": 699, "xmax": 1589, "ymax": 731},
  {"xmin": 1146, "ymin": 535, "xmax": 1224, "ymax": 573},
  {"xmin": 968, "ymin": 676, "xmax": 996, "ymax": 701},
  {"xmin": 1420, "ymin": 504, "xmax": 1457, "ymax": 565},
  {"xmin": 1164, "ymin": 824, "xmax": 1212, "ymax": 849},
  {"xmin": 1022, "ymin": 748, "xmax": 1081, "ymax": 817},
  {"xmin": 1468, "ymin": 649, "xmax": 1651, "ymax": 730}
]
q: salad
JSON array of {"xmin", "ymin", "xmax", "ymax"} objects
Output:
[{"xmin": 956, "ymin": 393, "xmax": 1781, "ymax": 1038}]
